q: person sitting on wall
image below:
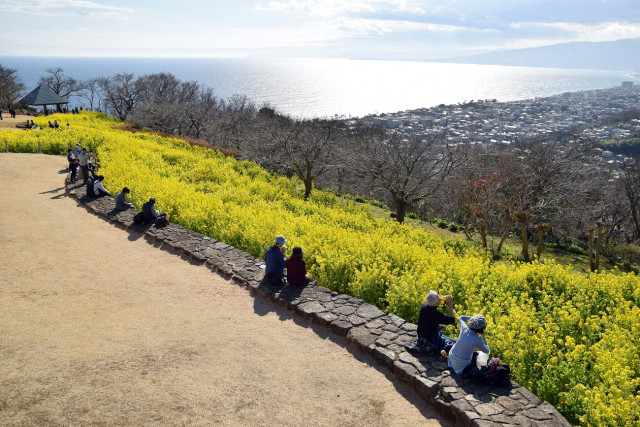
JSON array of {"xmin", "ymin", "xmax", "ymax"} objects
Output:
[
  {"xmin": 405, "ymin": 291, "xmax": 456, "ymax": 356},
  {"xmin": 419, "ymin": 291, "xmax": 456, "ymax": 353},
  {"xmin": 141, "ymin": 197, "xmax": 168, "ymax": 225},
  {"xmin": 448, "ymin": 314, "xmax": 490, "ymax": 375},
  {"xmin": 264, "ymin": 235, "xmax": 287, "ymax": 286},
  {"xmin": 115, "ymin": 187, "xmax": 134, "ymax": 211},
  {"xmin": 92, "ymin": 175, "xmax": 110, "ymax": 197},
  {"xmin": 285, "ymin": 246, "xmax": 312, "ymax": 286}
]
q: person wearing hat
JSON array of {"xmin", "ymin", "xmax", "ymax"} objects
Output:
[
  {"xmin": 264, "ymin": 235, "xmax": 287, "ymax": 286},
  {"xmin": 285, "ymin": 246, "xmax": 311, "ymax": 286},
  {"xmin": 447, "ymin": 314, "xmax": 490, "ymax": 374},
  {"xmin": 141, "ymin": 197, "xmax": 168, "ymax": 225},
  {"xmin": 416, "ymin": 291, "xmax": 456, "ymax": 354}
]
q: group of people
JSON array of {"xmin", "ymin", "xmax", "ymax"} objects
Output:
[
  {"xmin": 263, "ymin": 235, "xmax": 312, "ymax": 287},
  {"xmin": 414, "ymin": 290, "xmax": 492, "ymax": 376},
  {"xmin": 67, "ymin": 144, "xmax": 92, "ymax": 183},
  {"xmin": 66, "ymin": 147, "xmax": 169, "ymax": 226},
  {"xmin": 0, "ymin": 108, "xmax": 17, "ymax": 119}
]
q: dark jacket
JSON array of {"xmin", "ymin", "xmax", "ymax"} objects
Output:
[{"xmin": 265, "ymin": 245, "xmax": 286, "ymax": 276}]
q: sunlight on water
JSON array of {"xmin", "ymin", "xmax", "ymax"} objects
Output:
[{"xmin": 4, "ymin": 56, "xmax": 635, "ymax": 118}]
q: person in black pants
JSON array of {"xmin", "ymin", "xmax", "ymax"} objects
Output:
[{"xmin": 67, "ymin": 148, "xmax": 78, "ymax": 182}]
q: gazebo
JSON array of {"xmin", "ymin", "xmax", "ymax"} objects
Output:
[{"xmin": 18, "ymin": 84, "xmax": 69, "ymax": 115}]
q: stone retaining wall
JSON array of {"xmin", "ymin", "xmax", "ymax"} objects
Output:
[{"xmin": 66, "ymin": 180, "xmax": 572, "ymax": 427}]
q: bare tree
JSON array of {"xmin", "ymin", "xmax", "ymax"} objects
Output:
[
  {"xmin": 356, "ymin": 128, "xmax": 458, "ymax": 223},
  {"xmin": 76, "ymin": 77, "xmax": 103, "ymax": 111},
  {"xmin": 98, "ymin": 73, "xmax": 144, "ymax": 121},
  {"xmin": 622, "ymin": 160, "xmax": 640, "ymax": 241},
  {"xmin": 268, "ymin": 117, "xmax": 343, "ymax": 200},
  {"xmin": 0, "ymin": 64, "xmax": 24, "ymax": 108},
  {"xmin": 39, "ymin": 67, "xmax": 78, "ymax": 103}
]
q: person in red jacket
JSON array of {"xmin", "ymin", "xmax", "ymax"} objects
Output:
[{"xmin": 285, "ymin": 246, "xmax": 311, "ymax": 286}]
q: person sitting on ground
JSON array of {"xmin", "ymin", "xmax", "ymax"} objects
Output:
[
  {"xmin": 92, "ymin": 175, "xmax": 110, "ymax": 197},
  {"xmin": 67, "ymin": 148, "xmax": 78, "ymax": 182},
  {"xmin": 447, "ymin": 314, "xmax": 490, "ymax": 375},
  {"xmin": 115, "ymin": 187, "xmax": 134, "ymax": 211},
  {"xmin": 286, "ymin": 246, "xmax": 312, "ymax": 286},
  {"xmin": 416, "ymin": 291, "xmax": 456, "ymax": 355},
  {"xmin": 141, "ymin": 197, "xmax": 168, "ymax": 225},
  {"xmin": 264, "ymin": 235, "xmax": 287, "ymax": 286}
]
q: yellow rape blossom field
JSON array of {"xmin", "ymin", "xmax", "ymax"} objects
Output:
[{"xmin": 3, "ymin": 112, "xmax": 640, "ymax": 426}]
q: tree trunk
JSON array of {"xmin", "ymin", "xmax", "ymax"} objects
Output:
[
  {"xmin": 520, "ymin": 221, "xmax": 530, "ymax": 262},
  {"xmin": 479, "ymin": 220, "xmax": 488, "ymax": 250},
  {"xmin": 536, "ymin": 229, "xmax": 544, "ymax": 260},
  {"xmin": 496, "ymin": 220, "xmax": 514, "ymax": 254},
  {"xmin": 588, "ymin": 228, "xmax": 595, "ymax": 272},
  {"xmin": 303, "ymin": 178, "xmax": 313, "ymax": 200},
  {"xmin": 395, "ymin": 199, "xmax": 407, "ymax": 224}
]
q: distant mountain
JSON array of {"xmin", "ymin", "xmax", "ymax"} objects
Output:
[{"xmin": 444, "ymin": 38, "xmax": 640, "ymax": 72}]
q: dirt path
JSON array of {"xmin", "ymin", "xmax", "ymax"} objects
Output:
[
  {"xmin": 0, "ymin": 114, "xmax": 32, "ymax": 129},
  {"xmin": 0, "ymin": 153, "xmax": 448, "ymax": 426}
]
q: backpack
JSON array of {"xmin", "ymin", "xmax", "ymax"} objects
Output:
[
  {"xmin": 86, "ymin": 181, "xmax": 95, "ymax": 197},
  {"xmin": 470, "ymin": 358, "xmax": 511, "ymax": 388},
  {"xmin": 133, "ymin": 212, "xmax": 144, "ymax": 224}
]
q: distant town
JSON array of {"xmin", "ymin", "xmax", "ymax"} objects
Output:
[{"xmin": 357, "ymin": 81, "xmax": 640, "ymax": 171}]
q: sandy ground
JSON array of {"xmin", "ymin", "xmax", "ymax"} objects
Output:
[
  {"xmin": 0, "ymin": 114, "xmax": 33, "ymax": 129},
  {"xmin": 0, "ymin": 153, "xmax": 448, "ymax": 426}
]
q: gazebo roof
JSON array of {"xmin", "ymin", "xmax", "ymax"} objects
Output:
[{"xmin": 18, "ymin": 84, "xmax": 69, "ymax": 106}]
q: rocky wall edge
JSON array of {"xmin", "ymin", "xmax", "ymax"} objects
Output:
[{"xmin": 66, "ymin": 180, "xmax": 572, "ymax": 427}]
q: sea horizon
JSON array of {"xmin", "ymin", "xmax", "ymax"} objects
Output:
[{"xmin": 2, "ymin": 56, "xmax": 638, "ymax": 118}]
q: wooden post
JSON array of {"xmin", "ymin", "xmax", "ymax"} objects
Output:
[
  {"xmin": 38, "ymin": 141, "xmax": 42, "ymax": 154},
  {"xmin": 5, "ymin": 139, "xmax": 7, "ymax": 153}
]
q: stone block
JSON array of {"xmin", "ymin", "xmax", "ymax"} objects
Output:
[
  {"xmin": 347, "ymin": 326, "xmax": 377, "ymax": 350},
  {"xmin": 372, "ymin": 346, "xmax": 396, "ymax": 367},
  {"xmin": 475, "ymin": 403, "xmax": 504, "ymax": 417},
  {"xmin": 333, "ymin": 305, "xmax": 356, "ymax": 316},
  {"xmin": 355, "ymin": 304, "xmax": 385, "ymax": 319},
  {"xmin": 330, "ymin": 319, "xmax": 352, "ymax": 336},
  {"xmin": 393, "ymin": 361, "xmax": 418, "ymax": 384}
]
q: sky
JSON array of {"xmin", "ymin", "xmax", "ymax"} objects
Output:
[{"xmin": 0, "ymin": 0, "xmax": 639, "ymax": 59}]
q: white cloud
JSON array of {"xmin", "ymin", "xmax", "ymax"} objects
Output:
[
  {"xmin": 255, "ymin": 0, "xmax": 425, "ymax": 16},
  {"xmin": 511, "ymin": 21, "xmax": 640, "ymax": 43},
  {"xmin": 0, "ymin": 0, "xmax": 133, "ymax": 19}
]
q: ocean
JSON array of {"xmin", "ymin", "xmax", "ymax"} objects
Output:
[{"xmin": 1, "ymin": 56, "xmax": 637, "ymax": 118}]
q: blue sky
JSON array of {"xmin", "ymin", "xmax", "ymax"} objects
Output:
[{"xmin": 0, "ymin": 0, "xmax": 639, "ymax": 59}]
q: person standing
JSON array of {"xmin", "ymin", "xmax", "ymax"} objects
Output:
[
  {"xmin": 67, "ymin": 148, "xmax": 78, "ymax": 182},
  {"xmin": 77, "ymin": 147, "xmax": 90, "ymax": 183}
]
